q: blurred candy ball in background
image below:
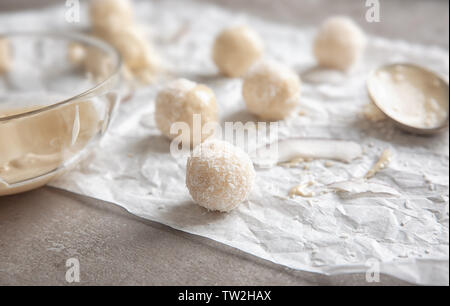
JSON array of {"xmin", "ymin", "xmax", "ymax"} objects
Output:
[
  {"xmin": 242, "ymin": 60, "xmax": 301, "ymax": 120},
  {"xmin": 212, "ymin": 25, "xmax": 263, "ymax": 78},
  {"xmin": 314, "ymin": 16, "xmax": 366, "ymax": 70}
]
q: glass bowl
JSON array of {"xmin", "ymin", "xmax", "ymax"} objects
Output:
[{"xmin": 0, "ymin": 31, "xmax": 122, "ymax": 196}]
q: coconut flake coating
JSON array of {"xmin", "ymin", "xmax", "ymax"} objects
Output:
[
  {"xmin": 212, "ymin": 26, "xmax": 263, "ymax": 78},
  {"xmin": 155, "ymin": 79, "xmax": 218, "ymax": 147},
  {"xmin": 314, "ymin": 16, "xmax": 366, "ymax": 70},
  {"xmin": 186, "ymin": 140, "xmax": 256, "ymax": 212},
  {"xmin": 242, "ymin": 60, "xmax": 301, "ymax": 120}
]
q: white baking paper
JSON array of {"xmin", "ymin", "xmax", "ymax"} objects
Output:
[{"xmin": 2, "ymin": 0, "xmax": 448, "ymax": 285}]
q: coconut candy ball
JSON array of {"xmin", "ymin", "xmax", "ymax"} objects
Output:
[
  {"xmin": 313, "ymin": 16, "xmax": 366, "ymax": 70},
  {"xmin": 242, "ymin": 60, "xmax": 301, "ymax": 120},
  {"xmin": 212, "ymin": 25, "xmax": 263, "ymax": 78},
  {"xmin": 186, "ymin": 139, "xmax": 255, "ymax": 212}
]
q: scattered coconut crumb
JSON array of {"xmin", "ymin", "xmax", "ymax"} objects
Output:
[
  {"xmin": 364, "ymin": 149, "xmax": 393, "ymax": 179},
  {"xmin": 324, "ymin": 161, "xmax": 334, "ymax": 167},
  {"xmin": 363, "ymin": 102, "xmax": 387, "ymax": 122},
  {"xmin": 278, "ymin": 156, "xmax": 304, "ymax": 168},
  {"xmin": 278, "ymin": 156, "xmax": 315, "ymax": 169},
  {"xmin": 273, "ymin": 194, "xmax": 289, "ymax": 201},
  {"xmin": 404, "ymin": 200, "xmax": 412, "ymax": 209},
  {"xmin": 289, "ymin": 181, "xmax": 316, "ymax": 198}
]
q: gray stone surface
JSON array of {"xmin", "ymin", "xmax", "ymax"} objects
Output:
[
  {"xmin": 0, "ymin": 187, "xmax": 411, "ymax": 286},
  {"xmin": 0, "ymin": 0, "xmax": 448, "ymax": 286}
]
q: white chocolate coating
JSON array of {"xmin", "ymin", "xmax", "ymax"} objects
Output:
[
  {"xmin": 186, "ymin": 139, "xmax": 255, "ymax": 212},
  {"xmin": 0, "ymin": 101, "xmax": 101, "ymax": 196}
]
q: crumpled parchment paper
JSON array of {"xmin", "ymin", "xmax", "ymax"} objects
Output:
[{"xmin": 2, "ymin": 0, "xmax": 448, "ymax": 285}]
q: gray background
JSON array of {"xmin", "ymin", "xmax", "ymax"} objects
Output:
[{"xmin": 0, "ymin": 0, "xmax": 448, "ymax": 285}]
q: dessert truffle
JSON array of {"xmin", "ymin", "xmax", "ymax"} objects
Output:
[
  {"xmin": 313, "ymin": 16, "xmax": 366, "ymax": 70},
  {"xmin": 186, "ymin": 139, "xmax": 255, "ymax": 212},
  {"xmin": 242, "ymin": 60, "xmax": 301, "ymax": 120},
  {"xmin": 155, "ymin": 79, "xmax": 218, "ymax": 147},
  {"xmin": 212, "ymin": 26, "xmax": 263, "ymax": 77}
]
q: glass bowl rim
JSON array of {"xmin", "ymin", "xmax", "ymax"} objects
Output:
[{"xmin": 0, "ymin": 30, "xmax": 122, "ymax": 122}]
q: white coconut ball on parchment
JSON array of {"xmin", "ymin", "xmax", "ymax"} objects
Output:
[
  {"xmin": 155, "ymin": 79, "xmax": 218, "ymax": 147},
  {"xmin": 314, "ymin": 16, "xmax": 366, "ymax": 71},
  {"xmin": 242, "ymin": 60, "xmax": 301, "ymax": 120},
  {"xmin": 186, "ymin": 140, "xmax": 256, "ymax": 212},
  {"xmin": 212, "ymin": 25, "xmax": 263, "ymax": 78}
]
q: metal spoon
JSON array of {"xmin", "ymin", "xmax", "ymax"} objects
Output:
[{"xmin": 367, "ymin": 63, "xmax": 449, "ymax": 135}]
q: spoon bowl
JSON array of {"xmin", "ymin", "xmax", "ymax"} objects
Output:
[{"xmin": 367, "ymin": 63, "xmax": 449, "ymax": 135}]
